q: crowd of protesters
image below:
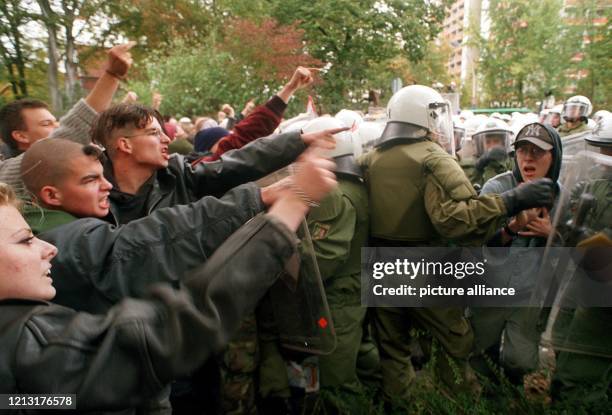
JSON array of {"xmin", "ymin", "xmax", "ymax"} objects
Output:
[{"xmin": 0, "ymin": 41, "xmax": 610, "ymax": 414}]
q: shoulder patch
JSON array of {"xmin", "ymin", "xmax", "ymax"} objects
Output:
[{"xmin": 311, "ymin": 222, "xmax": 331, "ymax": 240}]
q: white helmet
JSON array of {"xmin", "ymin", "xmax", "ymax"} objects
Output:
[
  {"xmin": 452, "ymin": 115, "xmax": 466, "ymax": 153},
  {"xmin": 472, "ymin": 117, "xmax": 513, "ymax": 156},
  {"xmin": 459, "ymin": 110, "xmax": 474, "ymax": 121},
  {"xmin": 563, "ymin": 95, "xmax": 592, "ymax": 121},
  {"xmin": 335, "ymin": 109, "xmax": 363, "ymax": 129},
  {"xmin": 550, "ymin": 104, "xmax": 563, "ymax": 115},
  {"xmin": 464, "ymin": 116, "xmax": 484, "ymax": 139},
  {"xmin": 278, "ymin": 112, "xmax": 317, "ymax": 134},
  {"xmin": 585, "ymin": 114, "xmax": 612, "ymax": 148},
  {"xmin": 587, "ymin": 118, "xmax": 597, "ymax": 129},
  {"xmin": 352, "ymin": 121, "xmax": 385, "ymax": 157},
  {"xmin": 379, "ymin": 85, "xmax": 453, "ymax": 152},
  {"xmin": 302, "ymin": 116, "xmax": 361, "ymax": 178},
  {"xmin": 545, "ymin": 104, "xmax": 564, "ymax": 128},
  {"xmin": 592, "ymin": 110, "xmax": 611, "ymax": 123}
]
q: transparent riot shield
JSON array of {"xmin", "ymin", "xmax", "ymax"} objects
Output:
[
  {"xmin": 532, "ymin": 150, "xmax": 612, "ymax": 358},
  {"xmin": 558, "ymin": 130, "xmax": 591, "ymax": 179},
  {"xmin": 257, "ymin": 168, "xmax": 336, "ymax": 355}
]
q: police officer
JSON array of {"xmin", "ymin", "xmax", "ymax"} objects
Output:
[
  {"xmin": 552, "ymin": 114, "xmax": 612, "ymax": 406},
  {"xmin": 304, "ymin": 117, "xmax": 371, "ymax": 411},
  {"xmin": 545, "ymin": 105, "xmax": 563, "ymax": 129},
  {"xmin": 470, "ymin": 117, "xmax": 514, "ymax": 187},
  {"xmin": 359, "ymin": 85, "xmax": 556, "ymax": 402},
  {"xmin": 258, "ymin": 117, "xmax": 372, "ymax": 413},
  {"xmin": 557, "ymin": 95, "xmax": 593, "ymax": 138}
]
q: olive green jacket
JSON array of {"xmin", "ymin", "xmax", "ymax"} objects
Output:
[
  {"xmin": 306, "ymin": 177, "xmax": 369, "ymax": 305},
  {"xmin": 360, "ymin": 140, "xmax": 507, "ymax": 245},
  {"xmin": 557, "ymin": 121, "xmax": 590, "ymax": 138}
]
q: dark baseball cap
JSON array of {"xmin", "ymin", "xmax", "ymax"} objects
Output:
[{"xmin": 513, "ymin": 123, "xmax": 553, "ymax": 150}]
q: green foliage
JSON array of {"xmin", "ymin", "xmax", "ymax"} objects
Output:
[
  {"xmin": 563, "ymin": 0, "xmax": 612, "ymax": 110},
  {"xmin": 125, "ymin": 42, "xmax": 266, "ymax": 117},
  {"xmin": 268, "ymin": 0, "xmax": 451, "ymax": 112},
  {"xmin": 480, "ymin": 0, "xmax": 572, "ymax": 107}
]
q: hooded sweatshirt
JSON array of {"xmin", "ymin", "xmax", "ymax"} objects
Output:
[{"xmin": 479, "ymin": 123, "xmax": 563, "ymax": 294}]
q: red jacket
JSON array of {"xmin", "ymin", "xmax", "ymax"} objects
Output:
[{"xmin": 192, "ymin": 96, "xmax": 287, "ymax": 165}]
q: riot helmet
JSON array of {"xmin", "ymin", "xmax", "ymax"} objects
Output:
[
  {"xmin": 472, "ymin": 117, "xmax": 513, "ymax": 157},
  {"xmin": 563, "ymin": 95, "xmax": 592, "ymax": 122},
  {"xmin": 452, "ymin": 115, "xmax": 466, "ymax": 153},
  {"xmin": 302, "ymin": 116, "xmax": 362, "ymax": 178},
  {"xmin": 592, "ymin": 110, "xmax": 611, "ymax": 124},
  {"xmin": 585, "ymin": 114, "xmax": 612, "ymax": 151},
  {"xmin": 545, "ymin": 104, "xmax": 563, "ymax": 128},
  {"xmin": 335, "ymin": 109, "xmax": 363, "ymax": 130},
  {"xmin": 352, "ymin": 121, "xmax": 385, "ymax": 156},
  {"xmin": 378, "ymin": 85, "xmax": 454, "ymax": 153}
]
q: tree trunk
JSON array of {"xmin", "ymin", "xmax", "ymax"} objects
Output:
[
  {"xmin": 37, "ymin": 0, "xmax": 62, "ymax": 112},
  {"xmin": 47, "ymin": 28, "xmax": 63, "ymax": 112},
  {"xmin": 62, "ymin": 1, "xmax": 79, "ymax": 105}
]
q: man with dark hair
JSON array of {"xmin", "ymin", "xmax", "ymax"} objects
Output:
[
  {"xmin": 0, "ymin": 43, "xmax": 134, "ymax": 198},
  {"xmin": 20, "ymin": 137, "xmax": 336, "ymax": 312},
  {"xmin": 0, "ymin": 99, "xmax": 58, "ymax": 156},
  {"xmin": 91, "ymin": 69, "xmax": 344, "ymax": 225}
]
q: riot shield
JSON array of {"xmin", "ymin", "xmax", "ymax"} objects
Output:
[
  {"xmin": 558, "ymin": 130, "xmax": 591, "ymax": 178},
  {"xmin": 533, "ymin": 150, "xmax": 612, "ymax": 358},
  {"xmin": 256, "ymin": 168, "xmax": 337, "ymax": 355}
]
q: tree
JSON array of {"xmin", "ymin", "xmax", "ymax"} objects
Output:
[
  {"xmin": 91, "ymin": 0, "xmax": 214, "ymax": 53},
  {"xmin": 0, "ymin": 0, "xmax": 33, "ymax": 98},
  {"xmin": 36, "ymin": 0, "xmax": 62, "ymax": 111},
  {"xmin": 479, "ymin": 0, "xmax": 574, "ymax": 107},
  {"xmin": 563, "ymin": 0, "xmax": 611, "ymax": 110},
  {"xmin": 267, "ymin": 0, "xmax": 450, "ymax": 112},
  {"xmin": 223, "ymin": 18, "xmax": 321, "ymax": 85},
  {"xmin": 126, "ymin": 40, "xmax": 269, "ymax": 117}
]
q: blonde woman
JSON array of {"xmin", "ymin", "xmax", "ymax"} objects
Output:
[{"xmin": 0, "ymin": 158, "xmax": 334, "ymax": 411}]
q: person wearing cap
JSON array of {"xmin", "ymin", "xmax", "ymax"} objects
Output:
[
  {"xmin": 360, "ymin": 85, "xmax": 556, "ymax": 403},
  {"xmin": 470, "ymin": 122, "xmax": 563, "ymax": 384}
]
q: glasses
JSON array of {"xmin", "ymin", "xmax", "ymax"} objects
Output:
[
  {"xmin": 123, "ymin": 128, "xmax": 167, "ymax": 140},
  {"xmin": 516, "ymin": 145, "xmax": 549, "ymax": 159}
]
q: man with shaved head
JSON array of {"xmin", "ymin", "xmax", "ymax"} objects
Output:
[
  {"xmin": 20, "ymin": 137, "xmax": 336, "ymax": 312},
  {"xmin": 21, "ymin": 140, "xmax": 111, "ymax": 224}
]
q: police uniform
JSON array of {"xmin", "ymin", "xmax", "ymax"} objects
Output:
[
  {"xmin": 258, "ymin": 119, "xmax": 373, "ymax": 412},
  {"xmin": 360, "ymin": 138, "xmax": 508, "ymax": 400},
  {"xmin": 552, "ymin": 168, "xmax": 612, "ymax": 404},
  {"xmin": 310, "ymin": 177, "xmax": 371, "ymax": 410},
  {"xmin": 557, "ymin": 121, "xmax": 590, "ymax": 138},
  {"xmin": 358, "ymin": 85, "xmax": 555, "ymax": 402}
]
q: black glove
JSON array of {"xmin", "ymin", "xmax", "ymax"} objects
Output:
[
  {"xmin": 475, "ymin": 147, "xmax": 508, "ymax": 171},
  {"xmin": 500, "ymin": 178, "xmax": 555, "ymax": 217}
]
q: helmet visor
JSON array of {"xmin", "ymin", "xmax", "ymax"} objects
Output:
[
  {"xmin": 428, "ymin": 102, "xmax": 454, "ymax": 155},
  {"xmin": 473, "ymin": 131, "xmax": 512, "ymax": 156},
  {"xmin": 454, "ymin": 126, "xmax": 466, "ymax": 152},
  {"xmin": 563, "ymin": 102, "xmax": 589, "ymax": 120},
  {"xmin": 545, "ymin": 112, "xmax": 561, "ymax": 127}
]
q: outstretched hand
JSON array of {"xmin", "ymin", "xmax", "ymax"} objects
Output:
[
  {"xmin": 105, "ymin": 41, "xmax": 135, "ymax": 79},
  {"xmin": 301, "ymin": 126, "xmax": 348, "ymax": 149}
]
